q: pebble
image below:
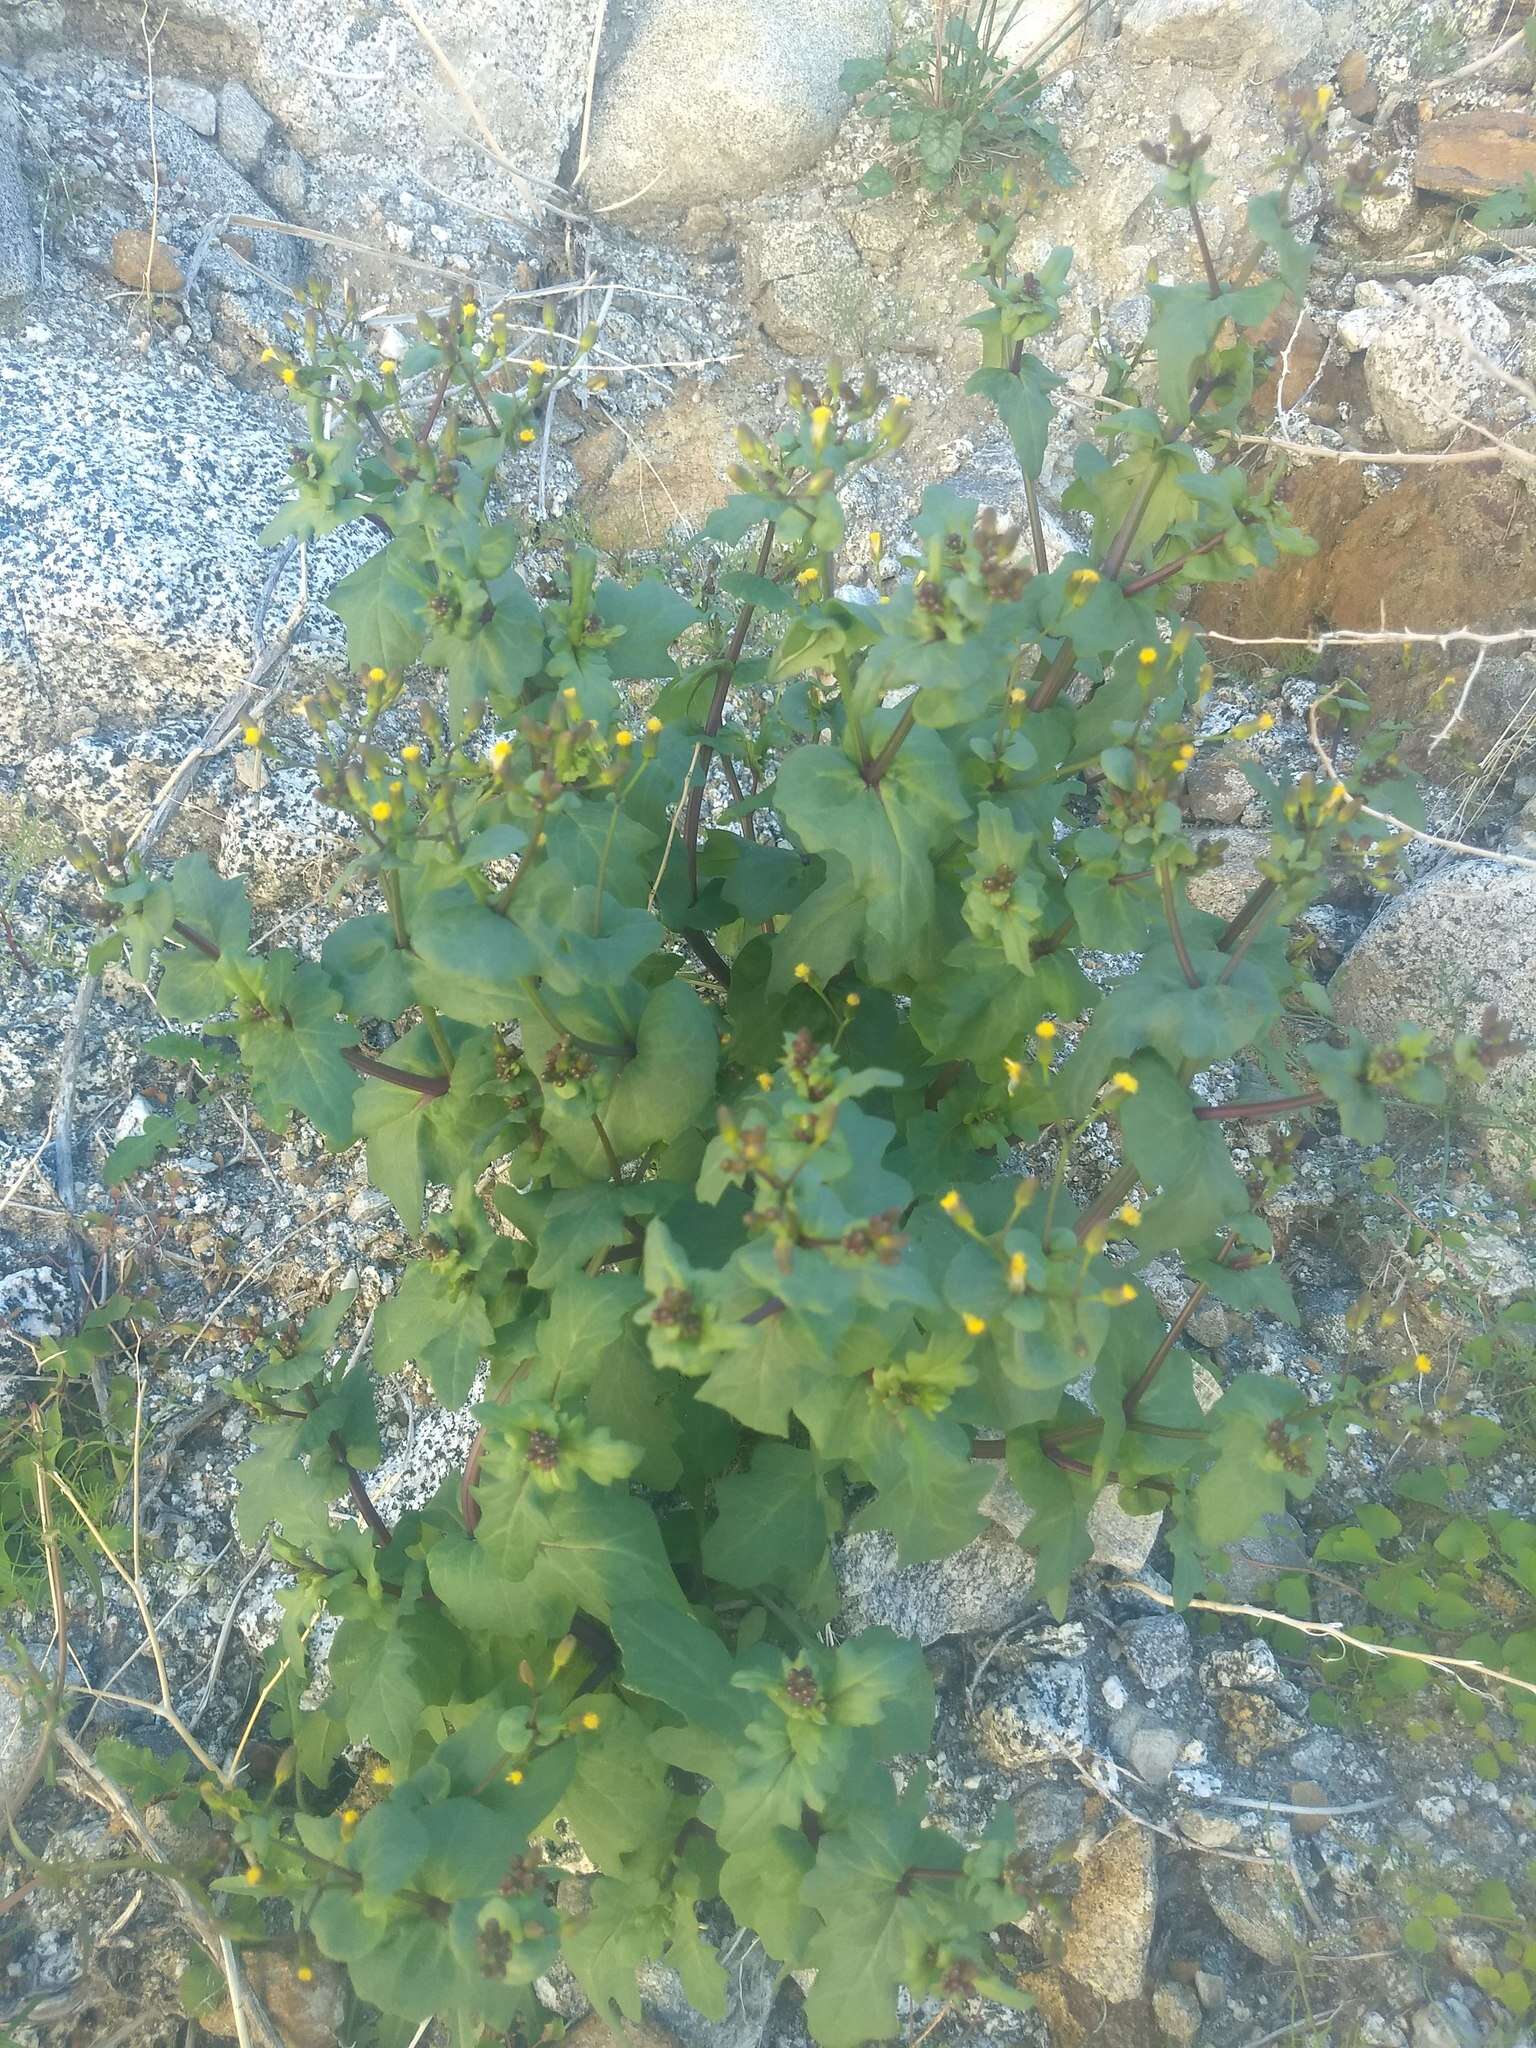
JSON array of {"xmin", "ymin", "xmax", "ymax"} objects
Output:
[
  {"xmin": 1121, "ymin": 1613, "xmax": 1193, "ymax": 1693},
  {"xmin": 1153, "ymin": 1980, "xmax": 1203, "ymax": 2043},
  {"xmin": 109, "ymin": 226, "xmax": 185, "ymax": 293},
  {"xmin": 153, "ymin": 76, "xmax": 218, "ymax": 135}
]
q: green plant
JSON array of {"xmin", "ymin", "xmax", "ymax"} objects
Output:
[
  {"xmin": 0, "ymin": 796, "xmax": 68, "ymax": 982},
  {"xmin": 1473, "ymin": 175, "xmax": 1536, "ymax": 235},
  {"xmin": 56, "ymin": 114, "xmax": 1520, "ymax": 2045},
  {"xmin": 841, "ymin": 0, "xmax": 1079, "ymax": 200},
  {"xmin": 1395, "ymin": 1873, "xmax": 1536, "ymax": 2022}
]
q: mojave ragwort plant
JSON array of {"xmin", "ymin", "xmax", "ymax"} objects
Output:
[{"xmin": 73, "ymin": 103, "xmax": 1516, "ymax": 2046}]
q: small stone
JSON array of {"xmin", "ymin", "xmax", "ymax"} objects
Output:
[
  {"xmin": 1287, "ymin": 1780, "xmax": 1330, "ymax": 1836},
  {"xmin": 1129, "ymin": 1726, "xmax": 1184, "ymax": 1789},
  {"xmin": 1061, "ymin": 1821, "xmax": 1158, "ymax": 2004},
  {"xmin": 1122, "ymin": 1615, "xmax": 1193, "ymax": 1694},
  {"xmin": 1219, "ymin": 1513, "xmax": 1309, "ymax": 1600},
  {"xmin": 836, "ymin": 1525, "xmax": 1037, "ymax": 1646},
  {"xmin": 976, "ymin": 1662, "xmax": 1091, "ymax": 1770},
  {"xmin": 154, "ymin": 76, "xmax": 218, "ymax": 135},
  {"xmin": 1198, "ymin": 1859, "xmax": 1304, "ymax": 1962},
  {"xmin": 1337, "ymin": 305, "xmax": 1396, "ymax": 351},
  {"xmin": 1409, "ymin": 2002, "xmax": 1480, "ymax": 2048},
  {"xmin": 742, "ymin": 214, "xmax": 875, "ymax": 355},
  {"xmin": 1359, "ymin": 2016, "xmax": 1408, "ymax": 2048},
  {"xmin": 1103, "ymin": 1675, "xmax": 1130, "ymax": 1711},
  {"xmin": 1363, "ymin": 277, "xmax": 1518, "ymax": 452},
  {"xmin": 0, "ymin": 96, "xmax": 36, "ymax": 302},
  {"xmin": 1011, "ymin": 1782, "xmax": 1088, "ymax": 1877},
  {"xmin": 1443, "ymin": 1930, "xmax": 1495, "ymax": 1978},
  {"xmin": 1177, "ymin": 1810, "xmax": 1243, "ymax": 1850},
  {"xmin": 1415, "ymin": 108, "xmax": 1536, "ymax": 203},
  {"xmin": 1118, "ymin": 0, "xmax": 1323, "ymax": 80},
  {"xmin": 1214, "ymin": 1690, "xmax": 1307, "ymax": 1766},
  {"xmin": 1153, "ymin": 1980, "xmax": 1203, "ymax": 2043},
  {"xmin": 1194, "ymin": 1969, "xmax": 1227, "ymax": 2013},
  {"xmin": 261, "ymin": 139, "xmax": 308, "ymax": 213},
  {"xmin": 110, "ymin": 227, "xmax": 185, "ymax": 294},
  {"xmin": 1200, "ymin": 1639, "xmax": 1283, "ymax": 1695},
  {"xmin": 218, "ymin": 81, "xmax": 275, "ymax": 172}
]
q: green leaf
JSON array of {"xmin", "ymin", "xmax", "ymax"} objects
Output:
[
  {"xmin": 611, "ymin": 1599, "xmax": 752, "ymax": 1739},
  {"xmin": 703, "ymin": 1443, "xmax": 837, "ymax": 1591},
  {"xmin": 1114, "ymin": 1053, "xmax": 1250, "ymax": 1253},
  {"xmin": 233, "ymin": 955, "xmax": 356, "ymax": 1146},
  {"xmin": 409, "ymin": 897, "xmax": 538, "ymax": 1026},
  {"xmin": 558, "ymin": 1702, "xmax": 677, "ymax": 1872},
  {"xmin": 595, "ymin": 577, "xmax": 703, "ymax": 678},
  {"xmin": 374, "ymin": 1258, "xmax": 493, "ymax": 1407},
  {"xmin": 720, "ymin": 1827, "xmax": 818, "ymax": 1964},
  {"xmin": 322, "ymin": 913, "xmax": 414, "ymax": 1019},
  {"xmin": 852, "ymin": 1412, "xmax": 992, "ymax": 1564},
  {"xmin": 326, "ymin": 538, "xmax": 432, "ymax": 672},
  {"xmin": 603, "ymin": 976, "xmax": 720, "ymax": 1159},
  {"xmin": 1247, "ymin": 189, "xmax": 1312, "ymax": 301},
  {"xmin": 968, "ymin": 356, "xmax": 1061, "ymax": 481}
]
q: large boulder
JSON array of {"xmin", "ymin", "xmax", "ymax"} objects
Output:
[
  {"xmin": 581, "ymin": 0, "xmax": 889, "ymax": 219},
  {"xmin": 1330, "ymin": 862, "xmax": 1536, "ymax": 1190}
]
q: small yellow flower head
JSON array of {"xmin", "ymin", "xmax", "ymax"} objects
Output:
[
  {"xmin": 462, "ymin": 300, "xmax": 478, "ymax": 317},
  {"xmin": 378, "ymin": 357, "xmax": 398, "ymax": 375},
  {"xmin": 1034, "ymin": 1018, "xmax": 1058, "ymax": 1041},
  {"xmin": 259, "ymin": 346, "xmax": 277, "ymax": 364},
  {"xmin": 297, "ymin": 1966, "xmax": 314, "ymax": 1983},
  {"xmin": 242, "ymin": 724, "xmax": 262, "ymax": 747},
  {"xmin": 1003, "ymin": 1055, "xmax": 1024, "ymax": 1091},
  {"xmin": 367, "ymin": 665, "xmax": 387, "ymax": 683},
  {"xmin": 369, "ymin": 799, "xmax": 393, "ymax": 823},
  {"xmin": 794, "ymin": 961, "xmax": 813, "ymax": 982},
  {"xmin": 1414, "ymin": 1352, "xmax": 1433, "ymax": 1375},
  {"xmin": 891, "ymin": 394, "xmax": 911, "ymax": 408},
  {"xmin": 1007, "ymin": 1250, "xmax": 1029, "ymax": 1293},
  {"xmin": 580, "ymin": 1709, "xmax": 602, "ymax": 1731},
  {"xmin": 245, "ymin": 1864, "xmax": 264, "ymax": 1885},
  {"xmin": 1138, "ymin": 646, "xmax": 1159, "ymax": 667},
  {"xmin": 845, "ymin": 991, "xmax": 860, "ymax": 1008},
  {"xmin": 590, "ymin": 374, "xmax": 608, "ymax": 391},
  {"xmin": 1068, "ymin": 566, "xmax": 1100, "ymax": 592},
  {"xmin": 1008, "ymin": 686, "xmax": 1029, "ymax": 705},
  {"xmin": 869, "ymin": 529, "xmax": 883, "ymax": 562},
  {"xmin": 562, "ymin": 686, "xmax": 579, "ymax": 702},
  {"xmin": 519, "ymin": 426, "xmax": 537, "ymax": 443},
  {"xmin": 370, "ymin": 1764, "xmax": 395, "ymax": 1786},
  {"xmin": 939, "ymin": 1190, "xmax": 963, "ymax": 1215},
  {"xmin": 505, "ymin": 1767, "xmax": 525, "ymax": 1785},
  {"xmin": 1110, "ymin": 1070, "xmax": 1140, "ymax": 1095},
  {"xmin": 1117, "ymin": 1202, "xmax": 1143, "ymax": 1227},
  {"xmin": 614, "ymin": 728, "xmax": 635, "ymax": 748},
  {"xmin": 1315, "ymin": 82, "xmax": 1333, "ymax": 109},
  {"xmin": 1115, "ymin": 1282, "xmax": 1138, "ymax": 1303},
  {"xmin": 529, "ymin": 357, "xmax": 549, "ymax": 376},
  {"xmin": 645, "ymin": 715, "xmax": 663, "ymax": 735},
  {"xmin": 1256, "ymin": 711, "xmax": 1275, "ymax": 730},
  {"xmin": 401, "ymin": 743, "xmax": 422, "ymax": 764},
  {"xmin": 795, "ymin": 565, "xmax": 820, "ymax": 586},
  {"xmin": 961, "ymin": 1311, "xmax": 988, "ymax": 1336},
  {"xmin": 280, "ymin": 366, "xmax": 297, "ymax": 385},
  {"xmin": 756, "ymin": 1071, "xmax": 774, "ymax": 1092},
  {"xmin": 341, "ymin": 1807, "xmax": 361, "ymax": 1828},
  {"xmin": 490, "ymin": 738, "xmax": 514, "ymax": 768}
]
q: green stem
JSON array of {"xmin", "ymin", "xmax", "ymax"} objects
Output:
[
  {"xmin": 590, "ymin": 1112, "xmax": 624, "ymax": 1185},
  {"xmin": 1159, "ymin": 865, "xmax": 1201, "ymax": 990}
]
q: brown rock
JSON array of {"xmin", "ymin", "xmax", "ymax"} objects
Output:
[
  {"xmin": 200, "ymin": 1954, "xmax": 346, "ymax": 2048},
  {"xmin": 1336, "ymin": 49, "xmax": 1378, "ymax": 119},
  {"xmin": 1415, "ymin": 107, "xmax": 1536, "ymax": 201},
  {"xmin": 110, "ymin": 226, "xmax": 185, "ymax": 294},
  {"xmin": 563, "ymin": 2018, "xmax": 682, "ymax": 2048},
  {"xmin": 1061, "ymin": 1819, "xmax": 1158, "ymax": 2004},
  {"xmin": 584, "ymin": 376, "xmax": 743, "ymax": 550},
  {"xmin": 1022, "ymin": 1966, "xmax": 1164, "ymax": 2048}
]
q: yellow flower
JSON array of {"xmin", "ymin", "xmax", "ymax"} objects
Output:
[
  {"xmin": 1138, "ymin": 646, "xmax": 1159, "ymax": 667},
  {"xmin": 341, "ymin": 1807, "xmax": 360, "ymax": 1828},
  {"xmin": 645, "ymin": 715, "xmax": 663, "ymax": 735},
  {"xmin": 562, "ymin": 686, "xmax": 579, "ymax": 701},
  {"xmin": 378, "ymin": 357, "xmax": 398, "ymax": 375},
  {"xmin": 259, "ymin": 347, "xmax": 276, "ymax": 363},
  {"xmin": 1114, "ymin": 1282, "xmax": 1137, "ymax": 1303},
  {"xmin": 1110, "ymin": 1070, "xmax": 1139, "ymax": 1094},
  {"xmin": 844, "ymin": 991, "xmax": 860, "ymax": 1008},
  {"xmin": 756, "ymin": 1072, "xmax": 774, "ymax": 1091},
  {"xmin": 371, "ymin": 1764, "xmax": 394, "ymax": 1786},
  {"xmin": 1414, "ymin": 1352, "xmax": 1433, "ymax": 1375},
  {"xmin": 462, "ymin": 300, "xmax": 478, "ymax": 317},
  {"xmin": 891, "ymin": 394, "xmax": 911, "ymax": 408},
  {"xmin": 1008, "ymin": 687, "xmax": 1029, "ymax": 704},
  {"xmin": 296, "ymin": 1966, "xmax": 314, "ymax": 1983},
  {"xmin": 369, "ymin": 799, "xmax": 393, "ymax": 823},
  {"xmin": 1315, "ymin": 82, "xmax": 1333, "ymax": 108},
  {"xmin": 961, "ymin": 1311, "xmax": 988, "ymax": 1336},
  {"xmin": 519, "ymin": 426, "xmax": 537, "ymax": 443},
  {"xmin": 580, "ymin": 1709, "xmax": 601, "ymax": 1731},
  {"xmin": 1003, "ymin": 1056, "xmax": 1024, "ymax": 1090},
  {"xmin": 614, "ymin": 729, "xmax": 635, "ymax": 748},
  {"xmin": 280, "ymin": 366, "xmax": 297, "ymax": 385},
  {"xmin": 529, "ymin": 357, "xmax": 549, "ymax": 375},
  {"xmin": 1256, "ymin": 711, "xmax": 1275, "ymax": 730},
  {"xmin": 367, "ymin": 666, "xmax": 387, "ymax": 682},
  {"xmin": 795, "ymin": 566, "xmax": 820, "ymax": 586},
  {"xmin": 505, "ymin": 1767, "xmax": 525, "ymax": 1785},
  {"xmin": 401, "ymin": 744, "xmax": 422, "ymax": 764},
  {"xmin": 1117, "ymin": 1202, "xmax": 1142, "ymax": 1227},
  {"xmin": 245, "ymin": 1864, "xmax": 264, "ymax": 1885},
  {"xmin": 1034, "ymin": 1019, "xmax": 1058, "ymax": 1040},
  {"xmin": 491, "ymin": 738, "xmax": 513, "ymax": 767},
  {"xmin": 1007, "ymin": 1251, "xmax": 1029, "ymax": 1293},
  {"xmin": 242, "ymin": 724, "xmax": 262, "ymax": 747},
  {"xmin": 869, "ymin": 529, "xmax": 883, "ymax": 561},
  {"xmin": 794, "ymin": 961, "xmax": 812, "ymax": 982},
  {"xmin": 939, "ymin": 1190, "xmax": 962, "ymax": 1215}
]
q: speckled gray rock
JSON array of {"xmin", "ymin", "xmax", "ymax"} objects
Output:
[
  {"xmin": 154, "ymin": 75, "xmax": 218, "ymax": 136},
  {"xmin": 1198, "ymin": 1858, "xmax": 1304, "ymax": 1962},
  {"xmin": 976, "ymin": 1660, "xmax": 1091, "ymax": 1768},
  {"xmin": 1363, "ymin": 278, "xmax": 1520, "ymax": 451},
  {"xmin": 981, "ymin": 1469, "xmax": 1163, "ymax": 1576},
  {"xmin": 836, "ymin": 1525, "xmax": 1038, "ymax": 1645},
  {"xmin": 1062, "ymin": 1820, "xmax": 1158, "ymax": 2003},
  {"xmin": 0, "ymin": 334, "xmax": 361, "ymax": 784},
  {"xmin": 1220, "ymin": 1510, "xmax": 1309, "ymax": 1599},
  {"xmin": 742, "ymin": 215, "xmax": 877, "ymax": 355},
  {"xmin": 1331, "ymin": 863, "xmax": 1536, "ymax": 1189},
  {"xmin": 0, "ymin": 1655, "xmax": 46, "ymax": 1818},
  {"xmin": 1122, "ymin": 1613, "xmax": 1193, "ymax": 1693},
  {"xmin": 582, "ymin": 0, "xmax": 889, "ymax": 218},
  {"xmin": 216, "ymin": 80, "xmax": 272, "ymax": 171},
  {"xmin": 1118, "ymin": 0, "xmax": 1325, "ymax": 79},
  {"xmin": 0, "ymin": 86, "xmax": 35, "ymax": 302}
]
